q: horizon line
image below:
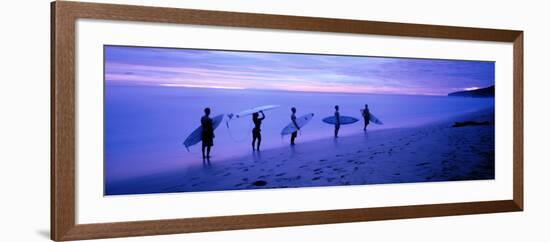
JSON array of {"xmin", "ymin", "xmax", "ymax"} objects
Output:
[{"xmin": 105, "ymin": 81, "xmax": 493, "ymax": 97}]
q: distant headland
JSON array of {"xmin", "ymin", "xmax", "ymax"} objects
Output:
[{"xmin": 448, "ymin": 85, "xmax": 494, "ymax": 97}]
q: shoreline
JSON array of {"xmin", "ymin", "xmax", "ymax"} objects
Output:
[
  {"xmin": 106, "ymin": 107, "xmax": 495, "ymax": 195},
  {"xmin": 108, "ymin": 82, "xmax": 490, "ymax": 98}
]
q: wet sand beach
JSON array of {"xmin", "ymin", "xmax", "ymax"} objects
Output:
[{"xmin": 106, "ymin": 108, "xmax": 495, "ymax": 195}]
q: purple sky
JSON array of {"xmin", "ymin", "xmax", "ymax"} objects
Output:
[{"xmin": 105, "ymin": 46, "xmax": 495, "ymax": 96}]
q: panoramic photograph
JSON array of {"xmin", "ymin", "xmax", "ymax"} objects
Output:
[{"xmin": 104, "ymin": 45, "xmax": 495, "ymax": 196}]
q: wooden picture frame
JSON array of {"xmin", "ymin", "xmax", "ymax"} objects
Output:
[{"xmin": 51, "ymin": 1, "xmax": 523, "ymax": 241}]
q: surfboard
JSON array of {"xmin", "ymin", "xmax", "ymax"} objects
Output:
[
  {"xmin": 281, "ymin": 113, "xmax": 315, "ymax": 136},
  {"xmin": 183, "ymin": 114, "xmax": 224, "ymax": 151},
  {"xmin": 229, "ymin": 105, "xmax": 280, "ymax": 119},
  {"xmin": 322, "ymin": 116, "xmax": 359, "ymax": 125},
  {"xmin": 360, "ymin": 109, "xmax": 383, "ymax": 125}
]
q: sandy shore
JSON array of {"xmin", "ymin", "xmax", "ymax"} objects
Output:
[{"xmin": 107, "ymin": 108, "xmax": 495, "ymax": 195}]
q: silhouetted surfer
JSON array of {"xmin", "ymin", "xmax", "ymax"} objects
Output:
[
  {"xmin": 334, "ymin": 105, "xmax": 341, "ymax": 138},
  {"xmin": 290, "ymin": 107, "xmax": 299, "ymax": 145},
  {"xmin": 252, "ymin": 111, "xmax": 265, "ymax": 151},
  {"xmin": 362, "ymin": 104, "xmax": 371, "ymax": 131},
  {"xmin": 201, "ymin": 108, "xmax": 214, "ymax": 161}
]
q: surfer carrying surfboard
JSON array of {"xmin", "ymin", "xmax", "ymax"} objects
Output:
[
  {"xmin": 290, "ymin": 107, "xmax": 299, "ymax": 145},
  {"xmin": 201, "ymin": 108, "xmax": 215, "ymax": 161},
  {"xmin": 334, "ymin": 105, "xmax": 341, "ymax": 138},
  {"xmin": 362, "ymin": 104, "xmax": 371, "ymax": 131},
  {"xmin": 252, "ymin": 111, "xmax": 265, "ymax": 151}
]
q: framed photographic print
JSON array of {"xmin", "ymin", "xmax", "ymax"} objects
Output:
[{"xmin": 51, "ymin": 1, "xmax": 523, "ymax": 241}]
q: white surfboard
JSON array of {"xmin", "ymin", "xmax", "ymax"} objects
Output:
[
  {"xmin": 281, "ymin": 113, "xmax": 315, "ymax": 135},
  {"xmin": 228, "ymin": 105, "xmax": 280, "ymax": 119},
  {"xmin": 183, "ymin": 114, "xmax": 224, "ymax": 151},
  {"xmin": 360, "ymin": 109, "xmax": 383, "ymax": 125}
]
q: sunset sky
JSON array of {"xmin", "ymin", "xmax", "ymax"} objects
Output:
[{"xmin": 104, "ymin": 45, "xmax": 495, "ymax": 96}]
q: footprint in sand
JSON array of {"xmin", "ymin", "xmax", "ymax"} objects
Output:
[
  {"xmin": 252, "ymin": 180, "xmax": 267, "ymax": 186},
  {"xmin": 299, "ymin": 165, "xmax": 308, "ymax": 168},
  {"xmin": 276, "ymin": 173, "xmax": 286, "ymax": 177},
  {"xmin": 416, "ymin": 162, "xmax": 430, "ymax": 166},
  {"xmin": 319, "ymin": 159, "xmax": 327, "ymax": 162},
  {"xmin": 357, "ymin": 150, "xmax": 363, "ymax": 153},
  {"xmin": 223, "ymin": 172, "xmax": 231, "ymax": 176},
  {"xmin": 312, "ymin": 177, "xmax": 321, "ymax": 181}
]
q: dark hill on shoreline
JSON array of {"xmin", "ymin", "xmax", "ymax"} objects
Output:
[{"xmin": 448, "ymin": 85, "xmax": 494, "ymax": 97}]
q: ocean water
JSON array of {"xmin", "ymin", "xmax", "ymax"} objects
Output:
[{"xmin": 105, "ymin": 85, "xmax": 494, "ymax": 184}]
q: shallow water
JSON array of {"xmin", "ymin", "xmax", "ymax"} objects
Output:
[{"xmin": 105, "ymin": 85, "xmax": 494, "ymax": 183}]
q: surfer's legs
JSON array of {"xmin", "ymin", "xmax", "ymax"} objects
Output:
[
  {"xmin": 201, "ymin": 142, "xmax": 212, "ymax": 160},
  {"xmin": 252, "ymin": 130, "xmax": 261, "ymax": 151},
  {"xmin": 252, "ymin": 137, "xmax": 257, "ymax": 151},
  {"xmin": 334, "ymin": 124, "xmax": 340, "ymax": 138},
  {"xmin": 257, "ymin": 134, "xmax": 262, "ymax": 150},
  {"xmin": 206, "ymin": 146, "xmax": 211, "ymax": 159},
  {"xmin": 363, "ymin": 121, "xmax": 369, "ymax": 131},
  {"xmin": 290, "ymin": 131, "xmax": 297, "ymax": 145},
  {"xmin": 252, "ymin": 132, "xmax": 255, "ymax": 151}
]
